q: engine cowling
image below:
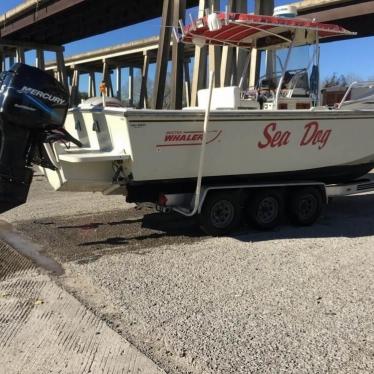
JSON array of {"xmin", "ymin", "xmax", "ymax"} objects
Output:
[{"xmin": 0, "ymin": 63, "xmax": 70, "ymax": 213}]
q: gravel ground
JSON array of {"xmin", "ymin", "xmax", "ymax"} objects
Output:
[
  {"xmin": 2, "ymin": 173, "xmax": 130, "ymax": 223},
  {"xmin": 63, "ymin": 229, "xmax": 374, "ymax": 374},
  {"xmin": 0, "ymin": 241, "xmax": 164, "ymax": 374},
  {"xmin": 11, "ymin": 176, "xmax": 374, "ymax": 374}
]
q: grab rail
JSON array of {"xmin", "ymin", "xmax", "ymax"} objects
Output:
[{"xmin": 338, "ymin": 81, "xmax": 374, "ymax": 109}]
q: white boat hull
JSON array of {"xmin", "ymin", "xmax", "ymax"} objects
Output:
[{"xmin": 42, "ymin": 108, "xmax": 374, "ymax": 202}]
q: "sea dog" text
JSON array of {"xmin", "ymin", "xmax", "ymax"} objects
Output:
[{"xmin": 258, "ymin": 121, "xmax": 331, "ymax": 150}]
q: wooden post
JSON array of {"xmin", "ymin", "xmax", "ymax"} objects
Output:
[
  {"xmin": 153, "ymin": 0, "xmax": 173, "ymax": 109},
  {"xmin": 190, "ymin": 0, "xmax": 209, "ymax": 106},
  {"xmin": 170, "ymin": 0, "xmax": 186, "ymax": 109},
  {"xmin": 139, "ymin": 52, "xmax": 150, "ymax": 109},
  {"xmin": 128, "ymin": 66, "xmax": 134, "ymax": 107}
]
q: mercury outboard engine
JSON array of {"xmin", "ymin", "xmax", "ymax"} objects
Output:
[{"xmin": 0, "ymin": 63, "xmax": 81, "ymax": 213}]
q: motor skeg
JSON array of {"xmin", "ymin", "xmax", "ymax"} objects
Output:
[{"xmin": 0, "ymin": 63, "xmax": 69, "ymax": 213}]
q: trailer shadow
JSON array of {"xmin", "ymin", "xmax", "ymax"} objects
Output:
[
  {"xmin": 235, "ymin": 194, "xmax": 374, "ymax": 242},
  {"xmin": 138, "ymin": 194, "xmax": 374, "ymax": 243},
  {"xmin": 15, "ymin": 194, "xmax": 374, "ymax": 265}
]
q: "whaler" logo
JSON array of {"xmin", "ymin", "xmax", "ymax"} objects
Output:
[
  {"xmin": 157, "ymin": 130, "xmax": 222, "ymax": 147},
  {"xmin": 17, "ymin": 86, "xmax": 66, "ymax": 105}
]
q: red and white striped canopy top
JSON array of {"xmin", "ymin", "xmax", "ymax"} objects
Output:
[{"xmin": 182, "ymin": 13, "xmax": 356, "ymax": 49}]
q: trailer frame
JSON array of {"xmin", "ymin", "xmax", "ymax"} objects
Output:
[{"xmin": 154, "ymin": 175, "xmax": 374, "ymax": 235}]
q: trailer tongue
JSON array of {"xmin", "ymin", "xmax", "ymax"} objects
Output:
[{"xmin": 0, "ymin": 63, "xmax": 80, "ymax": 213}]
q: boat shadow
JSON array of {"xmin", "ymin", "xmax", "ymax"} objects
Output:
[{"xmin": 141, "ymin": 194, "xmax": 374, "ymax": 242}]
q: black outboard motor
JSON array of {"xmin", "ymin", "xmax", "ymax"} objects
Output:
[{"xmin": 0, "ymin": 63, "xmax": 81, "ymax": 213}]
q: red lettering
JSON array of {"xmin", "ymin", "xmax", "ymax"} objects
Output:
[
  {"xmin": 258, "ymin": 123, "xmax": 290, "ymax": 149},
  {"xmin": 271, "ymin": 131, "xmax": 282, "ymax": 146},
  {"xmin": 165, "ymin": 132, "xmax": 204, "ymax": 143},
  {"xmin": 192, "ymin": 134, "xmax": 203, "ymax": 141},
  {"xmin": 300, "ymin": 121, "xmax": 331, "ymax": 149},
  {"xmin": 165, "ymin": 134, "xmax": 174, "ymax": 142},
  {"xmin": 319, "ymin": 130, "xmax": 331, "ymax": 149},
  {"xmin": 258, "ymin": 123, "xmax": 276, "ymax": 149},
  {"xmin": 300, "ymin": 121, "xmax": 318, "ymax": 146}
]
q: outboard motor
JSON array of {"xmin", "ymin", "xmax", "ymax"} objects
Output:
[{"xmin": 0, "ymin": 63, "xmax": 81, "ymax": 213}]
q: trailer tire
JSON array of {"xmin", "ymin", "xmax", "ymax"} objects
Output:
[
  {"xmin": 288, "ymin": 187, "xmax": 323, "ymax": 226},
  {"xmin": 247, "ymin": 189, "xmax": 283, "ymax": 230},
  {"xmin": 198, "ymin": 191, "xmax": 242, "ymax": 236}
]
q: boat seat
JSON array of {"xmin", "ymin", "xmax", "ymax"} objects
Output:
[{"xmin": 198, "ymin": 86, "xmax": 240, "ymax": 109}]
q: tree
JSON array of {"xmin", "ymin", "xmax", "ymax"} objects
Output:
[
  {"xmin": 322, "ymin": 73, "xmax": 363, "ymax": 88},
  {"xmin": 321, "ymin": 73, "xmax": 346, "ymax": 88}
]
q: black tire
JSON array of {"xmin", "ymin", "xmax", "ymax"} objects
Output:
[
  {"xmin": 247, "ymin": 189, "xmax": 283, "ymax": 230},
  {"xmin": 198, "ymin": 191, "xmax": 242, "ymax": 236},
  {"xmin": 288, "ymin": 187, "xmax": 324, "ymax": 226}
]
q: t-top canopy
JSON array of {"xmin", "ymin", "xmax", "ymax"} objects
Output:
[{"xmin": 182, "ymin": 13, "xmax": 356, "ymax": 50}]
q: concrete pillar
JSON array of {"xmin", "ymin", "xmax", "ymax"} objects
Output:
[
  {"xmin": 153, "ymin": 0, "xmax": 173, "ymax": 109},
  {"xmin": 249, "ymin": 0, "xmax": 274, "ymax": 88},
  {"xmin": 56, "ymin": 50, "xmax": 69, "ymax": 91},
  {"xmin": 88, "ymin": 72, "xmax": 96, "ymax": 97},
  {"xmin": 116, "ymin": 66, "xmax": 122, "ymax": 100},
  {"xmin": 36, "ymin": 49, "xmax": 45, "ymax": 70},
  {"xmin": 128, "ymin": 66, "xmax": 134, "ymax": 107},
  {"xmin": 171, "ymin": 0, "xmax": 186, "ymax": 109},
  {"xmin": 9, "ymin": 55, "xmax": 15, "ymax": 68},
  {"xmin": 220, "ymin": 0, "xmax": 247, "ymax": 87},
  {"xmin": 209, "ymin": 0, "xmax": 221, "ymax": 87},
  {"xmin": 184, "ymin": 59, "xmax": 191, "ymax": 107},
  {"xmin": 139, "ymin": 52, "xmax": 150, "ymax": 108},
  {"xmin": 70, "ymin": 68, "xmax": 80, "ymax": 107},
  {"xmin": 190, "ymin": 0, "xmax": 209, "ymax": 106},
  {"xmin": 16, "ymin": 48, "xmax": 25, "ymax": 64},
  {"xmin": 102, "ymin": 60, "xmax": 114, "ymax": 97},
  {"xmin": 220, "ymin": 47, "xmax": 234, "ymax": 87},
  {"xmin": 0, "ymin": 50, "xmax": 4, "ymax": 72}
]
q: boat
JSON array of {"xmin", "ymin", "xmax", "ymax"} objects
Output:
[
  {"xmin": 43, "ymin": 12, "xmax": 372, "ymax": 202},
  {"xmin": 0, "ymin": 11, "xmax": 372, "ymax": 213}
]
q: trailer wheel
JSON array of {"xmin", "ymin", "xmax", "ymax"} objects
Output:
[
  {"xmin": 247, "ymin": 189, "xmax": 283, "ymax": 230},
  {"xmin": 288, "ymin": 187, "xmax": 324, "ymax": 226},
  {"xmin": 198, "ymin": 191, "xmax": 242, "ymax": 236}
]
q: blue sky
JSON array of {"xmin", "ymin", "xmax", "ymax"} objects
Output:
[{"xmin": 0, "ymin": 0, "xmax": 372, "ymax": 81}]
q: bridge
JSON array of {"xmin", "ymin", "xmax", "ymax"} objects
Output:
[
  {"xmin": 1, "ymin": 1, "xmax": 373, "ymax": 43},
  {"xmin": 1, "ymin": 0, "xmax": 373, "ymax": 108}
]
